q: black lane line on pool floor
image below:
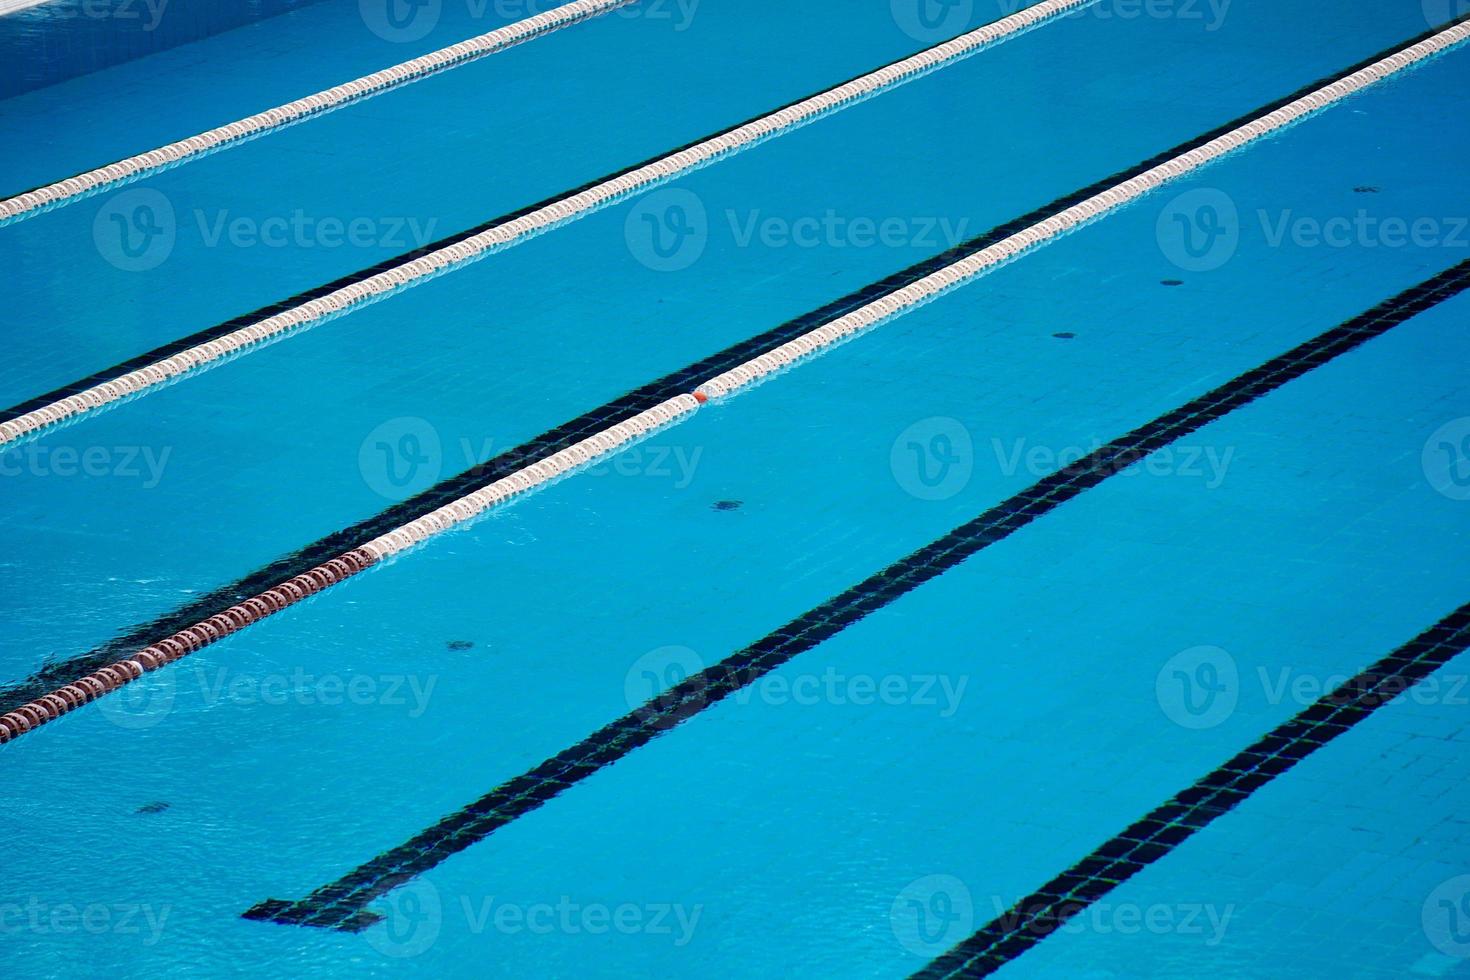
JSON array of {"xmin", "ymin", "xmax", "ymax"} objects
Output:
[
  {"xmin": 914, "ymin": 602, "xmax": 1470, "ymax": 979},
  {"xmin": 6, "ymin": 13, "xmax": 1465, "ymax": 715},
  {"xmin": 243, "ymin": 259, "xmax": 1470, "ymax": 932}
]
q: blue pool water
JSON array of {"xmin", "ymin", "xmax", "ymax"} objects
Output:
[{"xmin": 1, "ymin": 0, "xmax": 1468, "ymax": 976}]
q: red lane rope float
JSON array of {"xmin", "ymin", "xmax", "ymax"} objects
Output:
[
  {"xmin": 0, "ymin": 394, "xmax": 698, "ymax": 744},
  {"xmin": 0, "ymin": 549, "xmax": 376, "ymax": 743}
]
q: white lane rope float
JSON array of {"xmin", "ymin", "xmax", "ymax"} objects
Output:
[
  {"xmin": 1, "ymin": 20, "xmax": 1465, "ymax": 747},
  {"xmin": 0, "ymin": 0, "xmax": 637, "ymax": 227},
  {"xmin": 0, "ymin": 0, "xmax": 1100, "ymax": 452}
]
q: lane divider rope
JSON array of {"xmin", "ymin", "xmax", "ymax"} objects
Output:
[
  {"xmin": 0, "ymin": 395, "xmax": 696, "ymax": 745},
  {"xmin": 0, "ymin": 0, "xmax": 1097, "ymax": 451},
  {"xmin": 0, "ymin": 0, "xmax": 637, "ymax": 227},
  {"xmin": 2, "ymin": 18, "xmax": 1465, "ymax": 747},
  {"xmin": 688, "ymin": 21, "xmax": 1468, "ymax": 403}
]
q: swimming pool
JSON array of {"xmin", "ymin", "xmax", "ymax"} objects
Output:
[{"xmin": 1, "ymin": 0, "xmax": 1469, "ymax": 974}]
